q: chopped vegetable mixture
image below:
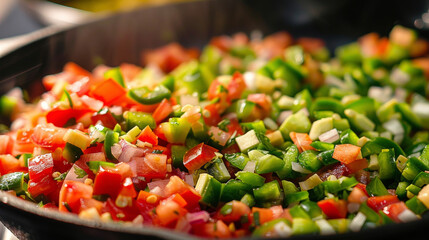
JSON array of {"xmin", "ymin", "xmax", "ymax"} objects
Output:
[{"xmin": 2, "ymin": 25, "xmax": 429, "ymax": 238}]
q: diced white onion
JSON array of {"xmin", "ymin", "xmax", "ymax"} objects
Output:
[
  {"xmin": 315, "ymin": 219, "xmax": 336, "ymax": 235},
  {"xmin": 291, "ymin": 162, "xmax": 312, "ymax": 174},
  {"xmin": 263, "ymin": 117, "xmax": 278, "ymax": 130},
  {"xmin": 109, "ymin": 106, "xmax": 123, "ymax": 116},
  {"xmin": 80, "ymin": 95, "xmax": 104, "ymax": 111},
  {"xmin": 390, "ymin": 68, "xmax": 410, "ymax": 86},
  {"xmin": 368, "ymin": 86, "xmax": 392, "ymax": 103},
  {"xmin": 394, "ymin": 88, "xmax": 407, "ymax": 102},
  {"xmin": 243, "ymin": 161, "xmax": 256, "ymax": 173},
  {"xmin": 273, "ymin": 221, "xmax": 292, "ymax": 237},
  {"xmin": 412, "ymin": 102, "xmax": 429, "ymax": 120},
  {"xmin": 243, "ymin": 72, "xmax": 257, "ymax": 91},
  {"xmin": 383, "ymin": 119, "xmax": 404, "ymax": 135},
  {"xmin": 180, "ymin": 95, "xmax": 199, "ymax": 106},
  {"xmin": 349, "ymin": 212, "xmax": 366, "ymax": 232},
  {"xmin": 318, "ymin": 129, "xmax": 339, "ymax": 143},
  {"xmin": 397, "ymin": 209, "xmax": 419, "ymax": 223},
  {"xmin": 277, "ymin": 111, "xmax": 293, "ymax": 125},
  {"xmin": 347, "ymin": 203, "xmax": 361, "ymax": 213},
  {"xmin": 325, "ymin": 75, "xmax": 348, "ymax": 90},
  {"xmin": 299, "ymin": 174, "xmax": 323, "ymax": 191},
  {"xmin": 298, "ymin": 108, "xmax": 309, "ymax": 117},
  {"xmin": 111, "ymin": 143, "xmax": 122, "ymax": 160}
]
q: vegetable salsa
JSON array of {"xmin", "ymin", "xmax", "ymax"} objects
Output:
[{"xmin": 1, "ymin": 25, "xmax": 429, "ymax": 238}]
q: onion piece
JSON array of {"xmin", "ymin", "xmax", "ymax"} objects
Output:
[
  {"xmin": 79, "ymin": 152, "xmax": 106, "ymax": 163},
  {"xmin": 383, "ymin": 119, "xmax": 404, "ymax": 136},
  {"xmin": 243, "ymin": 161, "xmax": 256, "ymax": 173},
  {"xmin": 349, "ymin": 212, "xmax": 366, "ymax": 232},
  {"xmin": 111, "ymin": 143, "xmax": 122, "ymax": 160},
  {"xmin": 243, "ymin": 72, "xmax": 257, "ymax": 91},
  {"xmin": 397, "ymin": 209, "xmax": 419, "ymax": 223},
  {"xmin": 273, "ymin": 221, "xmax": 292, "ymax": 237},
  {"xmin": 118, "ymin": 140, "xmax": 146, "ymax": 163},
  {"xmin": 208, "ymin": 126, "xmax": 230, "ymax": 146},
  {"xmin": 315, "ymin": 219, "xmax": 336, "ymax": 235},
  {"xmin": 80, "ymin": 95, "xmax": 104, "ymax": 111},
  {"xmin": 148, "ymin": 179, "xmax": 170, "ymax": 197},
  {"xmin": 65, "ymin": 164, "xmax": 88, "ymax": 183},
  {"xmin": 186, "ymin": 211, "xmax": 210, "ymax": 225},
  {"xmin": 319, "ymin": 129, "xmax": 340, "ymax": 143},
  {"xmin": 368, "ymin": 86, "xmax": 392, "ymax": 103},
  {"xmin": 185, "ymin": 175, "xmax": 194, "ymax": 187},
  {"xmin": 180, "ymin": 95, "xmax": 199, "ymax": 106},
  {"xmin": 291, "ymin": 162, "xmax": 312, "ymax": 174},
  {"xmin": 347, "ymin": 203, "xmax": 360, "ymax": 213},
  {"xmin": 175, "ymin": 216, "xmax": 191, "ymax": 233},
  {"xmin": 390, "ymin": 68, "xmax": 410, "ymax": 86},
  {"xmin": 277, "ymin": 111, "xmax": 293, "ymax": 125}
]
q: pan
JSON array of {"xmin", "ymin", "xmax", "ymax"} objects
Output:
[{"xmin": 0, "ymin": 0, "xmax": 429, "ymax": 239}]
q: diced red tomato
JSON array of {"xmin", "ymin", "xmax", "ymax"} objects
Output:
[
  {"xmin": 193, "ymin": 220, "xmax": 231, "ymax": 238},
  {"xmin": 226, "ymin": 118, "xmax": 244, "ymax": 136},
  {"xmin": 59, "ymin": 180, "xmax": 93, "ymax": 213},
  {"xmin": 208, "ymin": 126, "xmax": 231, "ymax": 146},
  {"xmin": 118, "ymin": 177, "xmax": 137, "ymax": 198},
  {"xmin": 210, "ymin": 36, "xmax": 232, "ymax": 52},
  {"xmin": 183, "ymin": 143, "xmax": 219, "ymax": 172},
  {"xmin": 297, "ymin": 37, "xmax": 325, "ymax": 54},
  {"xmin": 103, "ymin": 197, "xmax": 140, "ymax": 221},
  {"xmin": 46, "ymin": 108, "xmax": 92, "ymax": 128},
  {"xmin": 132, "ymin": 153, "xmax": 167, "ymax": 179},
  {"xmin": 317, "ymin": 199, "xmax": 347, "ymax": 219},
  {"xmin": 64, "ymin": 62, "xmax": 91, "ymax": 78},
  {"xmin": 152, "ymin": 99, "xmax": 173, "ymax": 123},
  {"xmin": 208, "ymin": 72, "xmax": 246, "ymax": 103},
  {"xmin": 154, "ymin": 124, "xmax": 167, "ymax": 142},
  {"xmin": 13, "ymin": 129, "xmax": 35, "ymax": 154},
  {"xmin": 31, "ymin": 124, "xmax": 68, "ymax": 150},
  {"xmin": 290, "ymin": 132, "xmax": 315, "ymax": 152},
  {"xmin": 137, "ymin": 126, "xmax": 158, "ymax": 146},
  {"xmin": 203, "ymin": 103, "xmax": 222, "ymax": 126},
  {"xmin": 137, "ymin": 190, "xmax": 161, "ymax": 205},
  {"xmin": 367, "ymin": 195, "xmax": 400, "ymax": 212},
  {"xmin": 413, "ymin": 58, "xmax": 429, "ymax": 79},
  {"xmin": 332, "ymin": 144, "xmax": 361, "ymax": 164},
  {"xmin": 0, "ymin": 135, "xmax": 13, "ymax": 155},
  {"xmin": 78, "ymin": 198, "xmax": 104, "ymax": 214},
  {"xmin": 247, "ymin": 93, "xmax": 271, "ymax": 115},
  {"xmin": 155, "ymin": 198, "xmax": 187, "ymax": 227},
  {"xmin": 119, "ymin": 63, "xmax": 142, "ymax": 82},
  {"xmin": 28, "ymin": 153, "xmax": 54, "ymax": 182},
  {"xmin": 345, "ymin": 158, "xmax": 368, "ymax": 174},
  {"xmin": 91, "ymin": 108, "xmax": 117, "ymax": 129},
  {"xmin": 93, "ymin": 167, "xmax": 123, "ymax": 198},
  {"xmin": 89, "ymin": 79, "xmax": 126, "ymax": 105},
  {"xmin": 28, "ymin": 175, "xmax": 59, "ymax": 198},
  {"xmin": 382, "ymin": 201, "xmax": 408, "ymax": 223},
  {"xmin": 217, "ymin": 201, "xmax": 250, "ymax": 222},
  {"xmin": 169, "ymin": 194, "xmax": 187, "ymax": 208},
  {"xmin": 251, "ymin": 207, "xmax": 275, "ymax": 225},
  {"xmin": 251, "ymin": 32, "xmax": 293, "ymax": 59},
  {"xmin": 0, "ymin": 154, "xmax": 23, "ymax": 175}
]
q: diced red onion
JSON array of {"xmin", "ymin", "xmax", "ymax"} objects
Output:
[
  {"xmin": 291, "ymin": 162, "xmax": 312, "ymax": 174},
  {"xmin": 80, "ymin": 95, "xmax": 104, "ymax": 111},
  {"xmin": 118, "ymin": 140, "xmax": 146, "ymax": 163},
  {"xmin": 64, "ymin": 164, "xmax": 88, "ymax": 183},
  {"xmin": 150, "ymin": 186, "xmax": 163, "ymax": 196},
  {"xmin": 243, "ymin": 161, "xmax": 256, "ymax": 173},
  {"xmin": 186, "ymin": 211, "xmax": 210, "ymax": 225},
  {"xmin": 347, "ymin": 203, "xmax": 360, "ymax": 213},
  {"xmin": 111, "ymin": 143, "xmax": 122, "ymax": 160},
  {"xmin": 109, "ymin": 106, "xmax": 123, "ymax": 116},
  {"xmin": 398, "ymin": 209, "xmax": 419, "ymax": 222},
  {"xmin": 185, "ymin": 175, "xmax": 194, "ymax": 187},
  {"xmin": 175, "ymin": 216, "xmax": 191, "ymax": 233},
  {"xmin": 80, "ymin": 152, "xmax": 106, "ymax": 163},
  {"xmin": 208, "ymin": 126, "xmax": 230, "ymax": 146},
  {"xmin": 349, "ymin": 212, "xmax": 366, "ymax": 232},
  {"xmin": 319, "ymin": 129, "xmax": 340, "ymax": 143},
  {"xmin": 277, "ymin": 111, "xmax": 293, "ymax": 125},
  {"xmin": 148, "ymin": 179, "xmax": 170, "ymax": 196}
]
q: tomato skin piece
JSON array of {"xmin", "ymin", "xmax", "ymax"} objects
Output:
[
  {"xmin": 92, "ymin": 168, "xmax": 123, "ymax": 198},
  {"xmin": 91, "ymin": 109, "xmax": 117, "ymax": 129},
  {"xmin": 332, "ymin": 144, "xmax": 361, "ymax": 164},
  {"xmin": 183, "ymin": 143, "xmax": 219, "ymax": 172},
  {"xmin": 31, "ymin": 124, "xmax": 67, "ymax": 150},
  {"xmin": 367, "ymin": 195, "xmax": 400, "ymax": 212},
  {"xmin": 193, "ymin": 220, "xmax": 231, "ymax": 238},
  {"xmin": 28, "ymin": 153, "xmax": 54, "ymax": 182},
  {"xmin": 317, "ymin": 199, "xmax": 347, "ymax": 219},
  {"xmin": 28, "ymin": 175, "xmax": 59, "ymax": 198},
  {"xmin": 137, "ymin": 126, "xmax": 158, "ymax": 146},
  {"xmin": 118, "ymin": 177, "xmax": 137, "ymax": 198},
  {"xmin": 46, "ymin": 108, "xmax": 92, "ymax": 128}
]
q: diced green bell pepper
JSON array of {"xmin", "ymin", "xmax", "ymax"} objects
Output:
[
  {"xmin": 128, "ymin": 85, "xmax": 171, "ymax": 105},
  {"xmin": 406, "ymin": 196, "xmax": 428, "ymax": 215},
  {"xmin": 255, "ymin": 154, "xmax": 284, "ymax": 174},
  {"xmin": 378, "ymin": 149, "xmax": 397, "ymax": 181},
  {"xmin": 104, "ymin": 130, "xmax": 119, "ymax": 160},
  {"xmin": 298, "ymin": 150, "xmax": 323, "ymax": 172},
  {"xmin": 292, "ymin": 218, "xmax": 319, "ymax": 235},
  {"xmin": 253, "ymin": 181, "xmax": 281, "ymax": 204},
  {"xmin": 195, "ymin": 173, "xmax": 222, "ymax": 208},
  {"xmin": 276, "ymin": 145, "xmax": 300, "ymax": 179},
  {"xmin": 104, "ymin": 67, "xmax": 125, "ymax": 88},
  {"xmin": 220, "ymin": 180, "xmax": 252, "ymax": 202},
  {"xmin": 224, "ymin": 153, "xmax": 249, "ymax": 170},
  {"xmin": 279, "ymin": 111, "xmax": 311, "ymax": 140},
  {"xmin": 160, "ymin": 117, "xmax": 191, "ymax": 144},
  {"xmin": 0, "ymin": 172, "xmax": 26, "ymax": 194},
  {"xmin": 62, "ymin": 142, "xmax": 84, "ymax": 163},
  {"xmin": 366, "ymin": 177, "xmax": 389, "ymax": 196},
  {"xmin": 236, "ymin": 171, "xmax": 265, "ymax": 187},
  {"xmin": 207, "ymin": 158, "xmax": 231, "ymax": 183},
  {"xmin": 125, "ymin": 111, "xmax": 156, "ymax": 131}
]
